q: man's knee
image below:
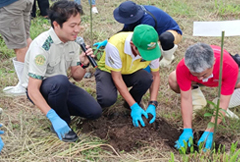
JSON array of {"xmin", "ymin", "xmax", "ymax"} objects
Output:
[
  {"xmin": 97, "ymin": 96, "xmax": 117, "ymax": 108},
  {"xmin": 89, "ymin": 106, "xmax": 102, "ymax": 119},
  {"xmin": 141, "ymin": 74, "xmax": 153, "ymax": 88},
  {"xmin": 159, "ymin": 31, "xmax": 175, "ymax": 50},
  {"xmin": 50, "ymin": 75, "xmax": 70, "ymax": 92},
  {"xmin": 168, "ymin": 71, "xmax": 180, "ymax": 93}
]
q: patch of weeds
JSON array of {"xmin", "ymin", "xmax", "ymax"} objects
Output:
[
  {"xmin": 92, "ymin": 46, "xmax": 104, "ymax": 61},
  {"xmin": 81, "ymin": 145, "xmax": 103, "ymax": 161},
  {"xmin": 214, "ymin": 0, "xmax": 240, "ymax": 16}
]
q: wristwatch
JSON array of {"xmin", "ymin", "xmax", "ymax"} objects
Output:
[
  {"xmin": 79, "ymin": 62, "xmax": 89, "ymax": 69},
  {"xmin": 148, "ymin": 101, "xmax": 158, "ymax": 107}
]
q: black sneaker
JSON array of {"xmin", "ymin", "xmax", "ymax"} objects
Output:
[{"xmin": 50, "ymin": 125, "xmax": 79, "ymax": 142}]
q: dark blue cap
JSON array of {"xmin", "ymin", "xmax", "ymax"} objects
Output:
[{"xmin": 113, "ymin": 1, "xmax": 144, "ymax": 24}]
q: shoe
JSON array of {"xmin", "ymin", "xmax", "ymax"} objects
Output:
[
  {"xmin": 3, "ymin": 57, "xmax": 25, "ymax": 96},
  {"xmin": 3, "ymin": 83, "xmax": 26, "ymax": 96},
  {"xmin": 159, "ymin": 45, "xmax": 178, "ymax": 67},
  {"xmin": 50, "ymin": 125, "xmax": 79, "ymax": 142},
  {"xmin": 212, "ymin": 97, "xmax": 239, "ymax": 119},
  {"xmin": 92, "ymin": 7, "xmax": 98, "ymax": 14},
  {"xmin": 192, "ymin": 86, "xmax": 207, "ymax": 118}
]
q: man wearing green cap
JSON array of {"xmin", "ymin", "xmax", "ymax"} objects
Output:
[{"xmin": 95, "ymin": 24, "xmax": 161, "ymax": 127}]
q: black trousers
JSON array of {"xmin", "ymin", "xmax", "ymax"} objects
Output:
[
  {"xmin": 95, "ymin": 69, "xmax": 153, "ymax": 108},
  {"xmin": 31, "ymin": 0, "xmax": 49, "ymax": 17},
  {"xmin": 27, "ymin": 75, "xmax": 102, "ymax": 124}
]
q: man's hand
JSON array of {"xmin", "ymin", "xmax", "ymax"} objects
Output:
[
  {"xmin": 197, "ymin": 131, "xmax": 213, "ymax": 151},
  {"xmin": 46, "ymin": 109, "xmax": 71, "ymax": 140},
  {"xmin": 93, "ymin": 39, "xmax": 108, "ymax": 50},
  {"xmin": 80, "ymin": 45, "xmax": 94, "ymax": 65},
  {"xmin": 175, "ymin": 128, "xmax": 193, "ymax": 149},
  {"xmin": 146, "ymin": 104, "xmax": 156, "ymax": 124},
  {"xmin": 0, "ymin": 124, "xmax": 4, "ymax": 152},
  {"xmin": 130, "ymin": 103, "xmax": 148, "ymax": 127}
]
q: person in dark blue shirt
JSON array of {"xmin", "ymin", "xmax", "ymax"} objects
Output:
[{"xmin": 94, "ymin": 1, "xmax": 182, "ymax": 67}]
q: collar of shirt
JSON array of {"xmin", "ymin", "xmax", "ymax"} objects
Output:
[
  {"xmin": 124, "ymin": 33, "xmax": 142, "ymax": 61},
  {"xmin": 202, "ymin": 73, "xmax": 214, "ymax": 82},
  {"xmin": 49, "ymin": 27, "xmax": 69, "ymax": 45}
]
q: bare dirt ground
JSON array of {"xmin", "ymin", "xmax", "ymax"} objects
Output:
[
  {"xmin": 79, "ymin": 106, "xmax": 240, "ymax": 154},
  {"xmin": 1, "ymin": 0, "xmax": 240, "ymax": 161}
]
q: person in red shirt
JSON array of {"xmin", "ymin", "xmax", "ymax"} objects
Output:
[{"xmin": 168, "ymin": 43, "xmax": 240, "ymax": 151}]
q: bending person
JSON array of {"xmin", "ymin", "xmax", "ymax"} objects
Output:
[
  {"xmin": 168, "ymin": 43, "xmax": 240, "ymax": 151},
  {"xmin": 95, "ymin": 24, "xmax": 161, "ymax": 127},
  {"xmin": 94, "ymin": 1, "xmax": 182, "ymax": 67}
]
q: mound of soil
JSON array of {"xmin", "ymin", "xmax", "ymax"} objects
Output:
[
  {"xmin": 79, "ymin": 110, "xmax": 237, "ymax": 153},
  {"xmin": 79, "ymin": 111, "xmax": 181, "ymax": 152}
]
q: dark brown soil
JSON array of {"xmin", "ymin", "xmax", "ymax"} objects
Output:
[
  {"xmin": 78, "ymin": 109, "xmax": 240, "ymax": 153},
  {"xmin": 79, "ymin": 110, "xmax": 180, "ymax": 152}
]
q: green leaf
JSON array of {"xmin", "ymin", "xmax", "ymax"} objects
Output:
[
  {"xmin": 204, "ymin": 113, "xmax": 213, "ymax": 117},
  {"xmin": 207, "ymin": 100, "xmax": 217, "ymax": 108},
  {"xmin": 207, "ymin": 122, "xmax": 215, "ymax": 128},
  {"xmin": 7, "ymin": 70, "xmax": 14, "ymax": 73}
]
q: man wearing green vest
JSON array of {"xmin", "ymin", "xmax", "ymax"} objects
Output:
[{"xmin": 95, "ymin": 24, "xmax": 161, "ymax": 127}]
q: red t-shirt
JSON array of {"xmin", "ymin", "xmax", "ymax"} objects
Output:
[{"xmin": 176, "ymin": 45, "xmax": 238, "ymax": 95}]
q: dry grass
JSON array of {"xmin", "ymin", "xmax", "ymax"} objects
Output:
[{"xmin": 0, "ymin": 0, "xmax": 240, "ymax": 161}]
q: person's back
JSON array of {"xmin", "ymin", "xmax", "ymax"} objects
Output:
[
  {"xmin": 95, "ymin": 1, "xmax": 182, "ymax": 67},
  {"xmin": 0, "ymin": 0, "xmax": 18, "ymax": 8},
  {"xmin": 123, "ymin": 5, "xmax": 182, "ymax": 36}
]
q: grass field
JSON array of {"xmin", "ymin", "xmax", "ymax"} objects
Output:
[{"xmin": 0, "ymin": 0, "xmax": 240, "ymax": 161}]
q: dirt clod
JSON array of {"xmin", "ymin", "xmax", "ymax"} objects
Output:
[{"xmin": 79, "ymin": 111, "xmax": 181, "ymax": 152}]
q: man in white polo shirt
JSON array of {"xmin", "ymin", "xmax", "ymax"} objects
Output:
[{"xmin": 21, "ymin": 1, "xmax": 102, "ymax": 142}]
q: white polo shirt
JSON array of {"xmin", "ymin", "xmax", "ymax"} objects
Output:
[
  {"xmin": 21, "ymin": 28, "xmax": 80, "ymax": 88},
  {"xmin": 98, "ymin": 32, "xmax": 159, "ymax": 74}
]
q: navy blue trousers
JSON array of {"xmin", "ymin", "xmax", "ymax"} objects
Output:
[
  {"xmin": 27, "ymin": 75, "xmax": 102, "ymax": 124},
  {"xmin": 95, "ymin": 69, "xmax": 153, "ymax": 108}
]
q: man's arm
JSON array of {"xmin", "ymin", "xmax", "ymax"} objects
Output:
[
  {"xmin": 111, "ymin": 71, "xmax": 136, "ymax": 106},
  {"xmin": 28, "ymin": 77, "xmax": 51, "ymax": 115},
  {"xmin": 28, "ymin": 77, "xmax": 71, "ymax": 140},
  {"xmin": 71, "ymin": 46, "xmax": 93, "ymax": 81},
  {"xmin": 71, "ymin": 66, "xmax": 86, "ymax": 81},
  {"xmin": 149, "ymin": 71, "xmax": 160, "ymax": 101},
  {"xmin": 206, "ymin": 94, "xmax": 231, "ymax": 132},
  {"xmin": 180, "ymin": 89, "xmax": 193, "ymax": 129}
]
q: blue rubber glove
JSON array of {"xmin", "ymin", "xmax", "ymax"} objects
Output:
[
  {"xmin": 93, "ymin": 39, "xmax": 108, "ymax": 50},
  {"xmin": 46, "ymin": 109, "xmax": 71, "ymax": 141},
  {"xmin": 175, "ymin": 128, "xmax": 193, "ymax": 149},
  {"xmin": 130, "ymin": 103, "xmax": 148, "ymax": 127},
  {"xmin": 145, "ymin": 104, "xmax": 156, "ymax": 124},
  {"xmin": 197, "ymin": 131, "xmax": 213, "ymax": 151},
  {"xmin": 0, "ymin": 124, "xmax": 4, "ymax": 152}
]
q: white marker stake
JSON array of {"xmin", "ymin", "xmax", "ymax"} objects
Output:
[{"xmin": 193, "ymin": 20, "xmax": 240, "ymax": 36}]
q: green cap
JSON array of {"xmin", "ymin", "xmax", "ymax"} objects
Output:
[{"xmin": 132, "ymin": 24, "xmax": 161, "ymax": 61}]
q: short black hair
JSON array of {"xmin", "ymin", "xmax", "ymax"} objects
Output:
[{"xmin": 48, "ymin": 0, "xmax": 84, "ymax": 28}]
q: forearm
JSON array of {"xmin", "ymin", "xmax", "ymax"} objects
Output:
[
  {"xmin": 113, "ymin": 78, "xmax": 136, "ymax": 106},
  {"xmin": 181, "ymin": 102, "xmax": 193, "ymax": 128},
  {"xmin": 28, "ymin": 88, "xmax": 51, "ymax": 115},
  {"xmin": 149, "ymin": 73, "xmax": 160, "ymax": 101},
  {"xmin": 181, "ymin": 90, "xmax": 193, "ymax": 129},
  {"xmin": 71, "ymin": 66, "xmax": 86, "ymax": 81}
]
